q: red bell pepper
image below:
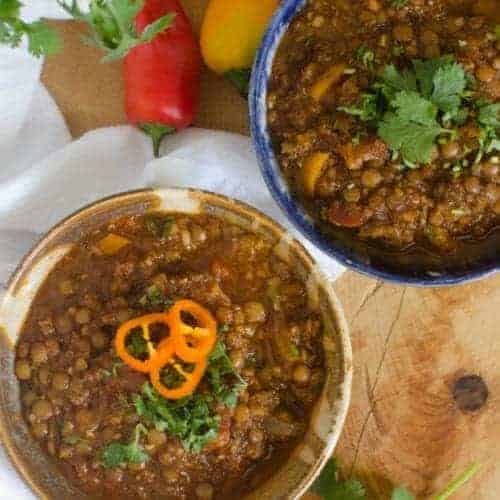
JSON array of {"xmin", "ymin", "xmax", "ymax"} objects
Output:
[
  {"xmin": 126, "ymin": 0, "xmax": 201, "ymax": 156},
  {"xmin": 60, "ymin": 0, "xmax": 201, "ymax": 157}
]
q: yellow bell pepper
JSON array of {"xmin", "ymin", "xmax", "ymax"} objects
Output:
[
  {"xmin": 200, "ymin": 0, "xmax": 279, "ymax": 96},
  {"xmin": 303, "ymin": 152, "xmax": 330, "ymax": 196}
]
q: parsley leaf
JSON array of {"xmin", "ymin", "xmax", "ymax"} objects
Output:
[
  {"xmin": 0, "ymin": 0, "xmax": 62, "ymax": 57},
  {"xmin": 57, "ymin": 0, "xmax": 175, "ymax": 62},
  {"xmin": 102, "ymin": 423, "xmax": 149, "ymax": 468},
  {"xmin": 311, "ymin": 459, "xmax": 366, "ymax": 500}
]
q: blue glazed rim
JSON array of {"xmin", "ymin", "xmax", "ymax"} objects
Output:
[{"xmin": 249, "ymin": 0, "xmax": 499, "ymax": 287}]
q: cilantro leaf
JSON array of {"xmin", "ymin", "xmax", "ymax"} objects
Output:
[
  {"xmin": 26, "ymin": 20, "xmax": 62, "ymax": 57},
  {"xmin": 475, "ymin": 101, "xmax": 500, "ymax": 162},
  {"xmin": 478, "ymin": 102, "xmax": 500, "ymax": 128},
  {"xmin": 0, "ymin": 0, "xmax": 21, "ymax": 18},
  {"xmin": 412, "ymin": 56, "xmax": 454, "ymax": 98},
  {"xmin": 391, "ymin": 91, "xmax": 437, "ymax": 124},
  {"xmin": 138, "ymin": 284, "xmax": 173, "ymax": 309},
  {"xmin": 58, "ymin": 0, "xmax": 175, "ymax": 62},
  {"xmin": 338, "ymin": 93, "xmax": 380, "ymax": 122},
  {"xmin": 391, "ymin": 487, "xmax": 416, "ymax": 500},
  {"xmin": 378, "ymin": 113, "xmax": 443, "ymax": 165},
  {"xmin": 311, "ymin": 459, "xmax": 366, "ymax": 500},
  {"xmin": 132, "ymin": 338, "xmax": 245, "ymax": 452},
  {"xmin": 102, "ymin": 424, "xmax": 149, "ymax": 468},
  {"xmin": 126, "ymin": 329, "xmax": 148, "ymax": 357},
  {"xmin": 378, "ymin": 64, "xmax": 417, "ymax": 100},
  {"xmin": 134, "ymin": 383, "xmax": 220, "ymax": 453},
  {"xmin": 431, "ymin": 63, "xmax": 467, "ymax": 116},
  {"xmin": 0, "ymin": 0, "xmax": 61, "ymax": 57},
  {"xmin": 207, "ymin": 339, "xmax": 247, "ymax": 408}
]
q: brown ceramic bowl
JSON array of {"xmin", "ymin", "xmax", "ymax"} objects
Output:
[{"xmin": 0, "ymin": 188, "xmax": 352, "ymax": 499}]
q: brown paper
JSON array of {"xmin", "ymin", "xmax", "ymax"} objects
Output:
[
  {"xmin": 40, "ymin": 2, "xmax": 499, "ymax": 498},
  {"xmin": 42, "ymin": 0, "xmax": 248, "ymax": 138}
]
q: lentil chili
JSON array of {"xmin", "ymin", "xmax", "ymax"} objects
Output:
[
  {"xmin": 268, "ymin": 0, "xmax": 500, "ymax": 264},
  {"xmin": 15, "ymin": 212, "xmax": 325, "ymax": 499}
]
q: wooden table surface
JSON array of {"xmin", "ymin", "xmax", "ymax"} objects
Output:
[{"xmin": 41, "ymin": 2, "xmax": 499, "ymax": 497}]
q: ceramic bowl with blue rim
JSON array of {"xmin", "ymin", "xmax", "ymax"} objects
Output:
[{"xmin": 249, "ymin": 0, "xmax": 499, "ymax": 287}]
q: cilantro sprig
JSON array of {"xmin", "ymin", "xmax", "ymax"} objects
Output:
[
  {"xmin": 0, "ymin": 0, "xmax": 62, "ymax": 57},
  {"xmin": 133, "ymin": 336, "xmax": 246, "ymax": 453},
  {"xmin": 475, "ymin": 100, "xmax": 500, "ymax": 163},
  {"xmin": 102, "ymin": 423, "xmax": 149, "ymax": 468},
  {"xmin": 311, "ymin": 459, "xmax": 480, "ymax": 500},
  {"xmin": 57, "ymin": 0, "xmax": 175, "ymax": 62},
  {"xmin": 340, "ymin": 56, "xmax": 473, "ymax": 166}
]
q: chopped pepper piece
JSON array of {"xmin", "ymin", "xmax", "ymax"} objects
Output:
[{"xmin": 98, "ymin": 234, "xmax": 130, "ymax": 256}]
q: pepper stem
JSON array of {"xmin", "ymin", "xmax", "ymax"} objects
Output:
[
  {"xmin": 224, "ymin": 68, "xmax": 252, "ymax": 99},
  {"xmin": 140, "ymin": 123, "xmax": 176, "ymax": 158}
]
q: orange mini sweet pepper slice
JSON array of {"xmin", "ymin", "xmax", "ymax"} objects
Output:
[
  {"xmin": 150, "ymin": 347, "xmax": 208, "ymax": 400},
  {"xmin": 166, "ymin": 299, "xmax": 218, "ymax": 363},
  {"xmin": 115, "ymin": 313, "xmax": 172, "ymax": 373}
]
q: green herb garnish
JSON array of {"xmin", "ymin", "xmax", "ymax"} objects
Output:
[
  {"xmin": 475, "ymin": 101, "xmax": 500, "ymax": 163},
  {"xmin": 133, "ymin": 338, "xmax": 245, "ymax": 452},
  {"xmin": 311, "ymin": 459, "xmax": 366, "ymax": 500},
  {"xmin": 134, "ymin": 383, "xmax": 220, "ymax": 453},
  {"xmin": 290, "ymin": 344, "xmax": 300, "ymax": 358},
  {"xmin": 57, "ymin": 0, "xmax": 175, "ymax": 62},
  {"xmin": 144, "ymin": 215, "xmax": 175, "ymax": 239},
  {"xmin": 390, "ymin": 0, "xmax": 408, "ymax": 8},
  {"xmin": 311, "ymin": 458, "xmax": 480, "ymax": 500},
  {"xmin": 355, "ymin": 44, "xmax": 375, "ymax": 70},
  {"xmin": 102, "ymin": 423, "xmax": 149, "ymax": 468},
  {"xmin": 126, "ymin": 329, "xmax": 148, "ymax": 358},
  {"xmin": 0, "ymin": 0, "xmax": 62, "ymax": 57},
  {"xmin": 62, "ymin": 434, "xmax": 81, "ymax": 445},
  {"xmin": 139, "ymin": 284, "xmax": 173, "ymax": 309},
  {"xmin": 340, "ymin": 56, "xmax": 472, "ymax": 165},
  {"xmin": 207, "ymin": 340, "xmax": 247, "ymax": 408}
]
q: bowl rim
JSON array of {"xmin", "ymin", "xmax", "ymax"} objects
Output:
[
  {"xmin": 248, "ymin": 0, "xmax": 499, "ymax": 288},
  {"xmin": 0, "ymin": 187, "xmax": 353, "ymax": 500}
]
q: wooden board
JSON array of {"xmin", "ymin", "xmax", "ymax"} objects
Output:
[{"xmin": 41, "ymin": 2, "xmax": 499, "ymax": 498}]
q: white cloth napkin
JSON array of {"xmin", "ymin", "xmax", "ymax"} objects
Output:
[{"xmin": 0, "ymin": 2, "xmax": 344, "ymax": 497}]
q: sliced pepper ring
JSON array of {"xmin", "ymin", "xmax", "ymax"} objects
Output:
[
  {"xmin": 167, "ymin": 299, "xmax": 217, "ymax": 362},
  {"xmin": 115, "ymin": 313, "xmax": 172, "ymax": 373},
  {"xmin": 150, "ymin": 346, "xmax": 208, "ymax": 400}
]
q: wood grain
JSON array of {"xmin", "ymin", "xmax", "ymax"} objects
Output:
[
  {"xmin": 40, "ymin": 2, "xmax": 500, "ymax": 498},
  {"xmin": 333, "ymin": 273, "xmax": 500, "ymax": 499}
]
